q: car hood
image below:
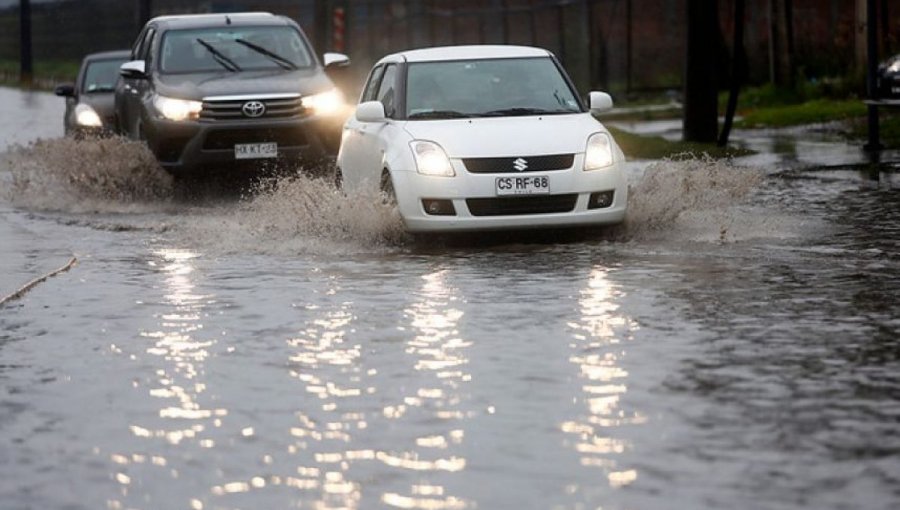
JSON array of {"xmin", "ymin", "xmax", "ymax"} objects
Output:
[
  {"xmin": 153, "ymin": 68, "xmax": 333, "ymax": 100},
  {"xmin": 401, "ymin": 114, "xmax": 605, "ymax": 158},
  {"xmin": 79, "ymin": 92, "xmax": 116, "ymax": 118}
]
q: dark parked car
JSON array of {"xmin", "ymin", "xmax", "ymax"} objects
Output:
[
  {"xmin": 115, "ymin": 12, "xmax": 349, "ymax": 175},
  {"xmin": 55, "ymin": 50, "xmax": 131, "ymax": 136},
  {"xmin": 877, "ymin": 53, "xmax": 900, "ymax": 99}
]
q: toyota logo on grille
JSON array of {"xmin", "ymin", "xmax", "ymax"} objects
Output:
[
  {"xmin": 513, "ymin": 157, "xmax": 528, "ymax": 171},
  {"xmin": 242, "ymin": 100, "xmax": 266, "ymax": 118}
]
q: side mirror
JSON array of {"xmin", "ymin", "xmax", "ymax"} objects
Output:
[
  {"xmin": 323, "ymin": 52, "xmax": 350, "ymax": 69},
  {"xmin": 589, "ymin": 91, "xmax": 614, "ymax": 113},
  {"xmin": 54, "ymin": 83, "xmax": 75, "ymax": 97},
  {"xmin": 120, "ymin": 60, "xmax": 147, "ymax": 79},
  {"xmin": 355, "ymin": 100, "xmax": 386, "ymax": 123}
]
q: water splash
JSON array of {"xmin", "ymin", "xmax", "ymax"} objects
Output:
[
  {"xmin": 1, "ymin": 137, "xmax": 770, "ymax": 249},
  {"xmin": 618, "ymin": 156, "xmax": 765, "ymax": 243},
  {"xmin": 0, "ymin": 136, "xmax": 173, "ymax": 213}
]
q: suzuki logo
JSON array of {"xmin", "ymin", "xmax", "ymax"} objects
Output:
[
  {"xmin": 513, "ymin": 157, "xmax": 528, "ymax": 172},
  {"xmin": 241, "ymin": 100, "xmax": 266, "ymax": 118}
]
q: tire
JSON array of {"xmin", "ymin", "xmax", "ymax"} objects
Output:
[{"xmin": 380, "ymin": 169, "xmax": 396, "ymax": 206}]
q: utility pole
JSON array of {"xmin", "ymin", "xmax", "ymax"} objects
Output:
[
  {"xmin": 314, "ymin": 0, "xmax": 328, "ymax": 53},
  {"xmin": 138, "ymin": 0, "xmax": 152, "ymax": 27},
  {"xmin": 683, "ymin": 0, "xmax": 719, "ymax": 143},
  {"xmin": 19, "ymin": 0, "xmax": 32, "ymax": 86}
]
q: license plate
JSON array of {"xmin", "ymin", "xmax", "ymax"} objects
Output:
[
  {"xmin": 234, "ymin": 143, "xmax": 278, "ymax": 159},
  {"xmin": 892, "ymin": 86, "xmax": 900, "ymax": 94},
  {"xmin": 495, "ymin": 175, "xmax": 550, "ymax": 196}
]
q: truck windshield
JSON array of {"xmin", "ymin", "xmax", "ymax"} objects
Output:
[
  {"xmin": 160, "ymin": 26, "xmax": 313, "ymax": 73},
  {"xmin": 406, "ymin": 57, "xmax": 583, "ymax": 119}
]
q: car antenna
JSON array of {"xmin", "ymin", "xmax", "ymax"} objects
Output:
[{"xmin": 225, "ymin": 15, "xmax": 231, "ymax": 25}]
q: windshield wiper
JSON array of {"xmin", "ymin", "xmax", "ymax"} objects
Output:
[
  {"xmin": 196, "ymin": 38, "xmax": 241, "ymax": 72},
  {"xmin": 234, "ymin": 38, "xmax": 298, "ymax": 70},
  {"xmin": 408, "ymin": 110, "xmax": 470, "ymax": 119},
  {"xmin": 479, "ymin": 107, "xmax": 575, "ymax": 117}
]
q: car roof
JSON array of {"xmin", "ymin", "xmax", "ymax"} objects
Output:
[
  {"xmin": 381, "ymin": 45, "xmax": 553, "ymax": 64},
  {"xmin": 83, "ymin": 50, "xmax": 131, "ymax": 61},
  {"xmin": 148, "ymin": 12, "xmax": 290, "ymax": 30}
]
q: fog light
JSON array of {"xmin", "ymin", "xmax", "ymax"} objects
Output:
[
  {"xmin": 588, "ymin": 190, "xmax": 615, "ymax": 209},
  {"xmin": 422, "ymin": 199, "xmax": 456, "ymax": 216}
]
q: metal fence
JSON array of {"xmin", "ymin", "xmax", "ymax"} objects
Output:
[{"xmin": 1, "ymin": 0, "xmax": 893, "ymax": 97}]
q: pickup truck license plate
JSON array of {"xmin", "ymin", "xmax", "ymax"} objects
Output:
[
  {"xmin": 235, "ymin": 143, "xmax": 278, "ymax": 159},
  {"xmin": 495, "ymin": 175, "xmax": 550, "ymax": 196}
]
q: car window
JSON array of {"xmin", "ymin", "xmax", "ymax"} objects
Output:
[
  {"xmin": 159, "ymin": 25, "xmax": 314, "ymax": 74},
  {"xmin": 376, "ymin": 64, "xmax": 398, "ymax": 116},
  {"xmin": 361, "ymin": 65, "xmax": 385, "ymax": 103},
  {"xmin": 134, "ymin": 27, "xmax": 155, "ymax": 62},
  {"xmin": 405, "ymin": 57, "xmax": 582, "ymax": 119},
  {"xmin": 82, "ymin": 58, "xmax": 129, "ymax": 93},
  {"xmin": 132, "ymin": 26, "xmax": 149, "ymax": 60}
]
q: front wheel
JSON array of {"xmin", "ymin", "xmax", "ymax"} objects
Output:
[{"xmin": 380, "ymin": 169, "xmax": 396, "ymax": 206}]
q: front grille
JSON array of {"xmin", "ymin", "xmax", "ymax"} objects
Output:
[
  {"xmin": 463, "ymin": 154, "xmax": 574, "ymax": 173},
  {"xmin": 466, "ymin": 194, "xmax": 578, "ymax": 216},
  {"xmin": 202, "ymin": 127, "xmax": 308, "ymax": 150},
  {"xmin": 200, "ymin": 96, "xmax": 306, "ymax": 121}
]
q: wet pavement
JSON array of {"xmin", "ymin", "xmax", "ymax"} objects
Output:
[{"xmin": 1, "ymin": 86, "xmax": 899, "ymax": 510}]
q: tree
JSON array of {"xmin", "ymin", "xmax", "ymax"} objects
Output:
[
  {"xmin": 683, "ymin": 0, "xmax": 719, "ymax": 143},
  {"xmin": 19, "ymin": 0, "xmax": 31, "ymax": 85}
]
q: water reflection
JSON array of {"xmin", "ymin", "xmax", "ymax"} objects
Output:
[
  {"xmin": 381, "ymin": 270, "xmax": 470, "ymax": 509},
  {"xmin": 564, "ymin": 267, "xmax": 643, "ymax": 492},
  {"xmin": 109, "ymin": 249, "xmax": 218, "ymax": 509},
  {"xmin": 285, "ymin": 274, "xmax": 366, "ymax": 510}
]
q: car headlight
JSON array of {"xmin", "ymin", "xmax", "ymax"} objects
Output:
[
  {"xmin": 584, "ymin": 132, "xmax": 614, "ymax": 170},
  {"xmin": 75, "ymin": 103, "xmax": 103, "ymax": 127},
  {"xmin": 153, "ymin": 94, "xmax": 202, "ymax": 121},
  {"xmin": 410, "ymin": 140, "xmax": 455, "ymax": 177},
  {"xmin": 302, "ymin": 89, "xmax": 345, "ymax": 116}
]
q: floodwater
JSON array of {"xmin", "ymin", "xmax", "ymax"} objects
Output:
[{"xmin": 1, "ymin": 86, "xmax": 899, "ymax": 510}]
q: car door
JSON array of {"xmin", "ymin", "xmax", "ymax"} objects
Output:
[
  {"xmin": 340, "ymin": 64, "xmax": 385, "ymax": 190},
  {"xmin": 342, "ymin": 63, "xmax": 400, "ymax": 192},
  {"xmin": 119, "ymin": 26, "xmax": 155, "ymax": 137}
]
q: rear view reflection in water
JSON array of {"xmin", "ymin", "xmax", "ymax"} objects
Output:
[{"xmin": 564, "ymin": 268, "xmax": 643, "ymax": 493}]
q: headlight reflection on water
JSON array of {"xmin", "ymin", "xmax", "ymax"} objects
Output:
[{"xmin": 563, "ymin": 267, "xmax": 643, "ymax": 492}]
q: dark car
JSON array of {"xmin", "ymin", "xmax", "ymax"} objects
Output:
[
  {"xmin": 55, "ymin": 50, "xmax": 131, "ymax": 136},
  {"xmin": 115, "ymin": 12, "xmax": 349, "ymax": 175},
  {"xmin": 877, "ymin": 53, "xmax": 900, "ymax": 99}
]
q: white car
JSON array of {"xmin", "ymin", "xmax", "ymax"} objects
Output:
[{"xmin": 337, "ymin": 45, "xmax": 627, "ymax": 232}]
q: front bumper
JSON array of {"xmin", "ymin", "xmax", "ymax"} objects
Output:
[
  {"xmin": 142, "ymin": 114, "xmax": 342, "ymax": 173},
  {"xmin": 391, "ymin": 156, "xmax": 628, "ymax": 233}
]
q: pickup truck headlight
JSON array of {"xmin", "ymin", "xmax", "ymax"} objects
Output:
[
  {"xmin": 75, "ymin": 103, "xmax": 103, "ymax": 127},
  {"xmin": 411, "ymin": 140, "xmax": 454, "ymax": 177},
  {"xmin": 584, "ymin": 132, "xmax": 614, "ymax": 170},
  {"xmin": 301, "ymin": 89, "xmax": 344, "ymax": 116},
  {"xmin": 153, "ymin": 94, "xmax": 202, "ymax": 121}
]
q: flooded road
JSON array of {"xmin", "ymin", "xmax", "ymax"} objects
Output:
[{"xmin": 1, "ymin": 86, "xmax": 899, "ymax": 510}]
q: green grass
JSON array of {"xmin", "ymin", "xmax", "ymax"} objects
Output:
[
  {"xmin": 737, "ymin": 99, "xmax": 867, "ymax": 128},
  {"xmin": 607, "ymin": 126, "xmax": 753, "ymax": 160},
  {"xmin": 0, "ymin": 58, "xmax": 81, "ymax": 89}
]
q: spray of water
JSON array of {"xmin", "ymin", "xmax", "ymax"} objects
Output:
[
  {"xmin": 1, "ymin": 137, "xmax": 769, "ymax": 250},
  {"xmin": 1, "ymin": 136, "xmax": 173, "ymax": 213},
  {"xmin": 618, "ymin": 156, "xmax": 765, "ymax": 242}
]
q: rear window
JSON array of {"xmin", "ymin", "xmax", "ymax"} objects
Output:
[{"xmin": 159, "ymin": 26, "xmax": 314, "ymax": 73}]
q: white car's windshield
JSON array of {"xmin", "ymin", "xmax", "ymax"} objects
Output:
[
  {"xmin": 160, "ymin": 26, "xmax": 313, "ymax": 73},
  {"xmin": 405, "ymin": 57, "xmax": 582, "ymax": 119}
]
